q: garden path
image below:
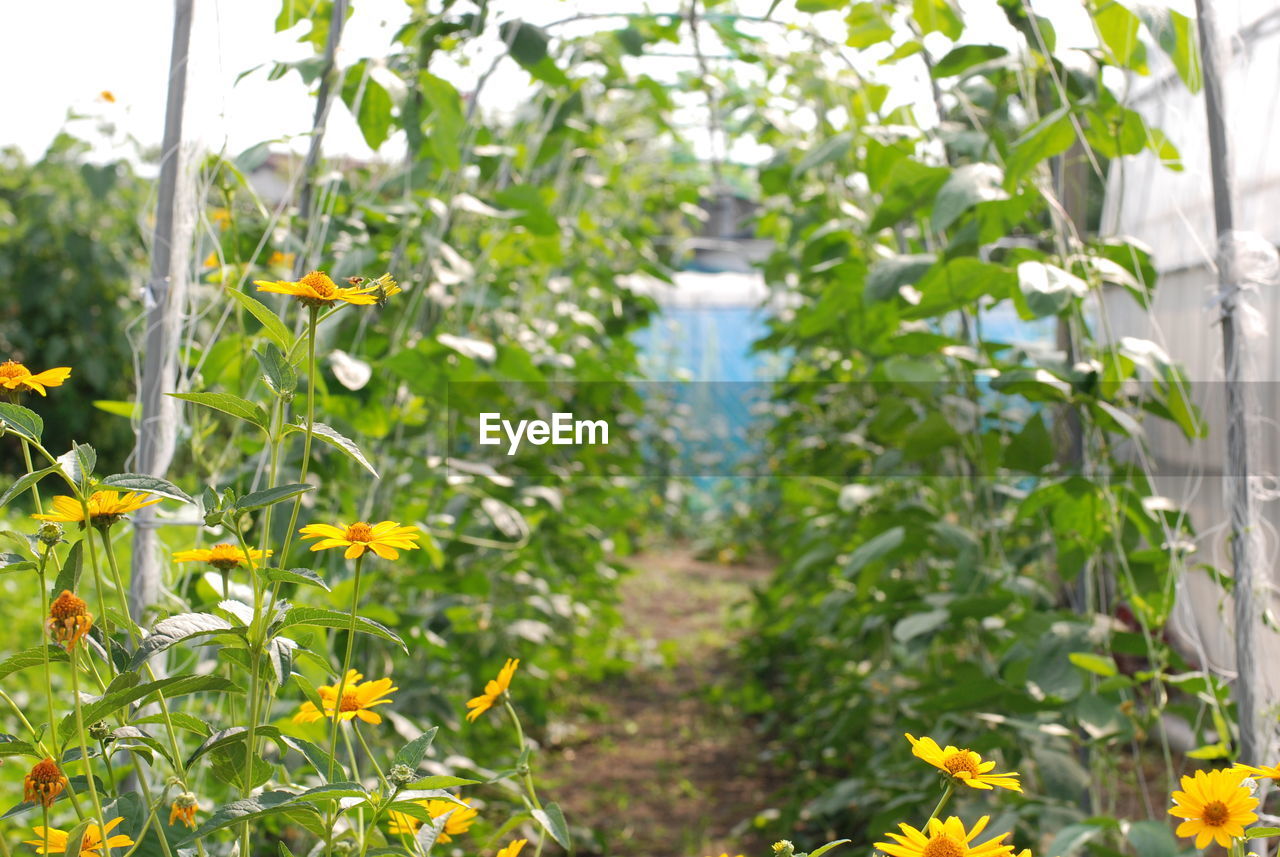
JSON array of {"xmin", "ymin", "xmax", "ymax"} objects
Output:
[{"xmin": 544, "ymin": 548, "xmax": 778, "ymax": 857}]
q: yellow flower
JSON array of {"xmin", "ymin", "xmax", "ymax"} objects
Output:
[
  {"xmin": 268, "ymin": 251, "xmax": 296, "ymax": 268},
  {"xmin": 1234, "ymin": 762, "xmax": 1280, "ymax": 780},
  {"xmin": 202, "ymin": 251, "xmax": 220, "ymax": 268},
  {"xmin": 299, "ymin": 520, "xmax": 421, "ymax": 560},
  {"xmin": 496, "ymin": 839, "xmax": 528, "ymax": 857},
  {"xmin": 172, "ymin": 543, "xmax": 270, "ymax": 570},
  {"xmin": 23, "ymin": 758, "xmax": 68, "ymax": 807},
  {"xmin": 293, "ymin": 669, "xmax": 397, "ymax": 725},
  {"xmin": 211, "ymin": 207, "xmax": 231, "ymax": 228},
  {"xmin": 169, "ymin": 792, "xmax": 199, "ymax": 829},
  {"xmin": 466, "ymin": 658, "xmax": 519, "ymax": 723},
  {"xmin": 905, "ymin": 734, "xmax": 1021, "ymax": 792},
  {"xmin": 99, "ymin": 91, "xmax": 116, "ymax": 103},
  {"xmin": 47, "ymin": 591, "xmax": 93, "ymax": 651},
  {"xmin": 705, "ymin": 853, "xmax": 746, "ymax": 857},
  {"xmin": 33, "ymin": 491, "xmax": 162, "ymax": 528},
  {"xmin": 0, "ymin": 360, "xmax": 71, "ymax": 396},
  {"xmin": 255, "ymin": 270, "xmax": 378, "ymax": 307},
  {"xmin": 1170, "ymin": 768, "xmax": 1259, "ymax": 848},
  {"xmin": 25, "ymin": 816, "xmax": 134, "ymax": 855},
  {"xmin": 876, "ymin": 816, "xmax": 1016, "ymax": 857},
  {"xmin": 386, "ymin": 798, "xmax": 478, "ymax": 841}
]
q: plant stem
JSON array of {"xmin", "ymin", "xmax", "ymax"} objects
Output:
[
  {"xmin": 328, "ymin": 554, "xmax": 365, "ymax": 782},
  {"xmin": 503, "ymin": 698, "xmax": 546, "ymax": 857},
  {"xmin": 279, "ymin": 304, "xmax": 320, "ymax": 570},
  {"xmin": 926, "ymin": 781, "xmax": 955, "ymax": 824},
  {"xmin": 70, "ymin": 646, "xmax": 109, "ymax": 855}
]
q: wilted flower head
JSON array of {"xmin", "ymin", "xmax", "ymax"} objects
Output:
[
  {"xmin": 23, "ymin": 758, "xmax": 67, "ymax": 807},
  {"xmin": 169, "ymin": 792, "xmax": 199, "ymax": 829},
  {"xmin": 47, "ymin": 590, "xmax": 93, "ymax": 651}
]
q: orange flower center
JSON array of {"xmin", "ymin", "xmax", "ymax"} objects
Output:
[
  {"xmin": 0, "ymin": 360, "xmax": 26, "ymax": 379},
  {"xmin": 301, "ymin": 271, "xmax": 337, "ymax": 297},
  {"xmin": 49, "ymin": 591, "xmax": 89, "ymax": 620},
  {"xmin": 28, "ymin": 759, "xmax": 62, "ymax": 785},
  {"xmin": 338, "ymin": 689, "xmax": 363, "ymax": 712},
  {"xmin": 943, "ymin": 751, "xmax": 979, "ymax": 778},
  {"xmin": 345, "ymin": 522, "xmax": 375, "ymax": 542},
  {"xmin": 1203, "ymin": 800, "xmax": 1230, "ymax": 827},
  {"xmin": 207, "ymin": 543, "xmax": 244, "ymax": 568},
  {"xmin": 923, "ymin": 834, "xmax": 965, "ymax": 857}
]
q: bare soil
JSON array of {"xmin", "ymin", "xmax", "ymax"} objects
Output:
[{"xmin": 542, "ymin": 549, "xmax": 780, "ymax": 857}]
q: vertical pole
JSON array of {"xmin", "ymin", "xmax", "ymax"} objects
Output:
[
  {"xmin": 132, "ymin": 0, "xmax": 195, "ymax": 627},
  {"xmin": 1193, "ymin": 0, "xmax": 1262, "ymax": 767}
]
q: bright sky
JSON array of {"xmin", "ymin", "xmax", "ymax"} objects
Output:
[{"xmin": 2, "ymin": 0, "xmax": 1114, "ymax": 166}]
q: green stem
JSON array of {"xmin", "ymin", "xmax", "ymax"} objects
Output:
[
  {"xmin": 925, "ymin": 781, "xmax": 955, "ymax": 824},
  {"xmin": 276, "ymin": 305, "xmax": 319, "ymax": 588},
  {"xmin": 36, "ymin": 553, "xmax": 58, "ymax": 742},
  {"xmin": 327, "ymin": 554, "xmax": 366, "ymax": 781},
  {"xmin": 70, "ymin": 647, "xmax": 109, "ymax": 855},
  {"xmin": 503, "ymin": 698, "xmax": 545, "ymax": 857}
]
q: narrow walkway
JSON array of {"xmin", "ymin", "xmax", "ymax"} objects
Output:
[{"xmin": 544, "ymin": 549, "xmax": 777, "ymax": 857}]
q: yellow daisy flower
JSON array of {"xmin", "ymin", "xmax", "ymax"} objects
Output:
[
  {"xmin": 299, "ymin": 520, "xmax": 421, "ymax": 560},
  {"xmin": 33, "ymin": 491, "xmax": 162, "ymax": 528},
  {"xmin": 496, "ymin": 839, "xmax": 529, "ymax": 857},
  {"xmin": 23, "ymin": 758, "xmax": 68, "ymax": 807},
  {"xmin": 0, "ymin": 360, "xmax": 71, "ymax": 396},
  {"xmin": 876, "ymin": 816, "xmax": 1016, "ymax": 857},
  {"xmin": 268, "ymin": 250, "xmax": 296, "ymax": 268},
  {"xmin": 25, "ymin": 816, "xmax": 135, "ymax": 855},
  {"xmin": 905, "ymin": 734, "xmax": 1021, "ymax": 792},
  {"xmin": 386, "ymin": 798, "xmax": 478, "ymax": 841},
  {"xmin": 466, "ymin": 658, "xmax": 519, "ymax": 723},
  {"xmin": 1233, "ymin": 762, "xmax": 1280, "ymax": 780},
  {"xmin": 47, "ymin": 590, "xmax": 93, "ymax": 651},
  {"xmin": 1170, "ymin": 768, "xmax": 1259, "ymax": 848},
  {"xmin": 293, "ymin": 669, "xmax": 397, "ymax": 725},
  {"xmin": 172, "ymin": 543, "xmax": 270, "ymax": 570},
  {"xmin": 254, "ymin": 270, "xmax": 379, "ymax": 307}
]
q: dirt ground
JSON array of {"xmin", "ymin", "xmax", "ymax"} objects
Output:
[{"xmin": 542, "ymin": 549, "xmax": 779, "ymax": 857}]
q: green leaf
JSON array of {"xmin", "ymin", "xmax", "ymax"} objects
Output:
[
  {"xmin": 59, "ymin": 674, "xmax": 240, "ymax": 743},
  {"xmin": 129, "ymin": 613, "xmax": 237, "ymax": 671},
  {"xmin": 1089, "ymin": 0, "xmax": 1146, "ymax": 71},
  {"xmin": 276, "ymin": 607, "xmax": 407, "ymax": 651},
  {"xmin": 63, "ymin": 818, "xmax": 94, "ymax": 857},
  {"xmin": 1004, "ymin": 412, "xmax": 1054, "ymax": 472},
  {"xmin": 845, "ymin": 3, "xmax": 894, "ymax": 48},
  {"xmin": 0, "ymin": 646, "xmax": 69, "ymax": 683},
  {"xmin": 811, "ymin": 841, "xmax": 852, "ymax": 857},
  {"xmin": 262, "ymin": 567, "xmax": 330, "ymax": 592},
  {"xmin": 1005, "ymin": 108, "xmax": 1076, "ymax": 185},
  {"xmin": 225, "ymin": 287, "xmax": 294, "ymax": 352},
  {"xmin": 1137, "ymin": 7, "xmax": 1201, "ymax": 92},
  {"xmin": 932, "ymin": 163, "xmax": 1009, "ymax": 232},
  {"xmin": 342, "ymin": 65, "xmax": 393, "ymax": 151},
  {"xmin": 0, "ymin": 466, "xmax": 57, "ymax": 510},
  {"xmin": 1017, "ymin": 261, "xmax": 1088, "ymax": 318},
  {"xmin": 932, "ymin": 44, "xmax": 1007, "ymax": 77},
  {"xmin": 419, "ymin": 72, "xmax": 464, "ymax": 170},
  {"xmin": 93, "ymin": 400, "xmax": 139, "ymax": 419},
  {"xmin": 866, "ymin": 255, "xmax": 935, "ymax": 302},
  {"xmin": 1246, "ymin": 828, "xmax": 1280, "ymax": 841},
  {"xmin": 1068, "ymin": 652, "xmax": 1118, "ymax": 677},
  {"xmin": 186, "ymin": 725, "xmax": 282, "ymax": 767},
  {"xmin": 180, "ymin": 791, "xmax": 323, "ymax": 842},
  {"xmin": 1128, "ymin": 820, "xmax": 1180, "ymax": 857},
  {"xmin": 285, "ymin": 422, "xmax": 379, "ymax": 478},
  {"xmin": 52, "ymin": 540, "xmax": 84, "ymax": 600},
  {"xmin": 912, "ymin": 0, "xmax": 962, "ymax": 39},
  {"xmin": 98, "ymin": 474, "xmax": 194, "ymax": 505},
  {"xmin": 409, "ymin": 775, "xmax": 480, "ymax": 789},
  {"xmin": 894, "ymin": 609, "xmax": 949, "ymax": 643},
  {"xmin": 793, "ymin": 132, "xmax": 854, "ymax": 177},
  {"xmin": 869, "ymin": 160, "xmax": 951, "ymax": 230},
  {"xmin": 391, "ymin": 728, "xmax": 440, "ymax": 771},
  {"xmin": 532, "ymin": 802, "xmax": 571, "ymax": 850},
  {"xmin": 256, "ymin": 344, "xmax": 297, "ymax": 397},
  {"xmin": 499, "ymin": 20, "xmax": 550, "ymax": 67},
  {"xmin": 0, "ymin": 403, "xmax": 43, "ymax": 442},
  {"xmin": 171, "ymin": 392, "xmax": 269, "ymax": 432},
  {"xmin": 235, "ymin": 483, "xmax": 313, "ymax": 512},
  {"xmin": 844, "ymin": 526, "xmax": 906, "ymax": 575}
]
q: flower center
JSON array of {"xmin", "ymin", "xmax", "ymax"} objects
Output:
[
  {"xmin": 49, "ymin": 591, "xmax": 89, "ymax": 620},
  {"xmin": 923, "ymin": 834, "xmax": 966, "ymax": 857},
  {"xmin": 208, "ymin": 544, "xmax": 243, "ymax": 568},
  {"xmin": 0, "ymin": 360, "xmax": 26, "ymax": 379},
  {"xmin": 338, "ymin": 689, "xmax": 363, "ymax": 712},
  {"xmin": 29, "ymin": 759, "xmax": 62, "ymax": 785},
  {"xmin": 943, "ymin": 751, "xmax": 980, "ymax": 779},
  {"xmin": 345, "ymin": 522, "xmax": 375, "ymax": 542},
  {"xmin": 1203, "ymin": 800, "xmax": 1230, "ymax": 827},
  {"xmin": 301, "ymin": 271, "xmax": 337, "ymax": 297}
]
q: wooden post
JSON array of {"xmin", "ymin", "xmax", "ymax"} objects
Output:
[
  {"xmin": 1193, "ymin": 0, "xmax": 1264, "ymax": 768},
  {"xmin": 131, "ymin": 0, "xmax": 195, "ymax": 627}
]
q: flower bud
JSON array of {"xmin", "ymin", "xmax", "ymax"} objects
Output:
[{"xmin": 38, "ymin": 522, "xmax": 64, "ymax": 547}]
